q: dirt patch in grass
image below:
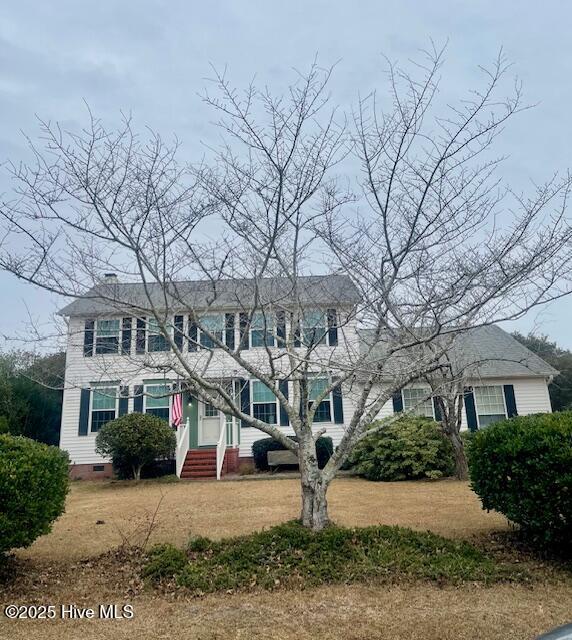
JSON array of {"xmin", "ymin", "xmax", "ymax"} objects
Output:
[{"xmin": 18, "ymin": 477, "xmax": 509, "ymax": 562}]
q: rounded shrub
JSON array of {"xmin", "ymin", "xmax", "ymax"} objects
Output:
[
  {"xmin": 252, "ymin": 436, "xmax": 334, "ymax": 471},
  {"xmin": 0, "ymin": 434, "xmax": 69, "ymax": 554},
  {"xmin": 95, "ymin": 413, "xmax": 176, "ymax": 480},
  {"xmin": 468, "ymin": 412, "xmax": 572, "ymax": 547},
  {"xmin": 349, "ymin": 416, "xmax": 454, "ymax": 481}
]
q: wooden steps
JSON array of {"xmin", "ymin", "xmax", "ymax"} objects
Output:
[{"xmin": 180, "ymin": 449, "xmax": 217, "ymax": 479}]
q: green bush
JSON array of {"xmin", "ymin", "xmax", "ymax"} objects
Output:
[
  {"xmin": 0, "ymin": 434, "xmax": 69, "ymax": 554},
  {"xmin": 143, "ymin": 520, "xmax": 524, "ymax": 592},
  {"xmin": 95, "ymin": 413, "xmax": 176, "ymax": 480},
  {"xmin": 252, "ymin": 436, "xmax": 333, "ymax": 471},
  {"xmin": 349, "ymin": 416, "xmax": 454, "ymax": 481},
  {"xmin": 468, "ymin": 412, "xmax": 572, "ymax": 547}
]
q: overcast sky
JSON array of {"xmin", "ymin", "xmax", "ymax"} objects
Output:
[{"xmin": 1, "ymin": 0, "xmax": 571, "ymax": 348}]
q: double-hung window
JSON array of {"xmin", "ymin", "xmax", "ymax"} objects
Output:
[
  {"xmin": 251, "ymin": 312, "xmax": 275, "ymax": 348},
  {"xmin": 402, "ymin": 387, "xmax": 434, "ymax": 418},
  {"xmin": 251, "ymin": 381, "xmax": 278, "ymax": 424},
  {"xmin": 95, "ymin": 319, "xmax": 120, "ymax": 354},
  {"xmin": 302, "ymin": 310, "xmax": 327, "ymax": 346},
  {"xmin": 308, "ymin": 376, "xmax": 332, "ymax": 422},
  {"xmin": 147, "ymin": 318, "xmax": 170, "ymax": 352},
  {"xmin": 204, "ymin": 403, "xmax": 219, "ymax": 417},
  {"xmin": 90, "ymin": 385, "xmax": 119, "ymax": 432},
  {"xmin": 144, "ymin": 383, "xmax": 171, "ymax": 422},
  {"xmin": 474, "ymin": 385, "xmax": 507, "ymax": 428},
  {"xmin": 199, "ymin": 314, "xmax": 224, "ymax": 349}
]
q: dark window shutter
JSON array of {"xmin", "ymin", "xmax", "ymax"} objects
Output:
[
  {"xmin": 327, "ymin": 308, "xmax": 338, "ymax": 346},
  {"xmin": 78, "ymin": 388, "xmax": 90, "ymax": 435},
  {"xmin": 174, "ymin": 315, "xmax": 184, "ymax": 351},
  {"xmin": 239, "ymin": 378, "xmax": 250, "ymax": 417},
  {"xmin": 133, "ymin": 384, "xmax": 144, "ymax": 413},
  {"xmin": 279, "ymin": 379, "xmax": 289, "ymax": 426},
  {"xmin": 392, "ymin": 391, "xmax": 404, "ymax": 413},
  {"xmin": 292, "ymin": 313, "xmax": 301, "ymax": 347},
  {"xmin": 121, "ymin": 318, "xmax": 132, "ymax": 355},
  {"xmin": 332, "ymin": 378, "xmax": 344, "ymax": 424},
  {"xmin": 135, "ymin": 318, "xmax": 146, "ymax": 354},
  {"xmin": 188, "ymin": 316, "xmax": 198, "ymax": 352},
  {"xmin": 464, "ymin": 388, "xmax": 478, "ymax": 431},
  {"xmin": 118, "ymin": 385, "xmax": 129, "ymax": 416},
  {"xmin": 503, "ymin": 384, "xmax": 518, "ymax": 418},
  {"xmin": 225, "ymin": 313, "xmax": 235, "ymax": 350},
  {"xmin": 83, "ymin": 320, "xmax": 94, "ymax": 357},
  {"xmin": 276, "ymin": 310, "xmax": 286, "ymax": 347},
  {"xmin": 433, "ymin": 397, "xmax": 442, "ymax": 422},
  {"xmin": 239, "ymin": 313, "xmax": 250, "ymax": 350}
]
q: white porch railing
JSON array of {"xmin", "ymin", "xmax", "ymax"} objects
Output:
[
  {"xmin": 176, "ymin": 417, "xmax": 190, "ymax": 477},
  {"xmin": 216, "ymin": 415, "xmax": 226, "ymax": 480}
]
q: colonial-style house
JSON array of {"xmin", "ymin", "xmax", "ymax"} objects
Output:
[{"xmin": 57, "ymin": 274, "xmax": 556, "ymax": 480}]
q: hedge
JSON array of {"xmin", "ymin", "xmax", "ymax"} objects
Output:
[
  {"xmin": 468, "ymin": 411, "xmax": 572, "ymax": 547},
  {"xmin": 252, "ymin": 436, "xmax": 334, "ymax": 471},
  {"xmin": 0, "ymin": 434, "xmax": 69, "ymax": 554},
  {"xmin": 348, "ymin": 415, "xmax": 454, "ymax": 481}
]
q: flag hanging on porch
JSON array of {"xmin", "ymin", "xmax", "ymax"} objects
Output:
[{"xmin": 172, "ymin": 391, "xmax": 183, "ymax": 427}]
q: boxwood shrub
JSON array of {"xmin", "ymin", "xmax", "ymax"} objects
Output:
[
  {"xmin": 348, "ymin": 416, "xmax": 454, "ymax": 481},
  {"xmin": 468, "ymin": 412, "xmax": 572, "ymax": 547},
  {"xmin": 0, "ymin": 434, "xmax": 69, "ymax": 554},
  {"xmin": 252, "ymin": 436, "xmax": 334, "ymax": 471}
]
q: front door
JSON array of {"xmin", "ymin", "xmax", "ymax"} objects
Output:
[{"xmin": 199, "ymin": 403, "xmax": 221, "ymax": 446}]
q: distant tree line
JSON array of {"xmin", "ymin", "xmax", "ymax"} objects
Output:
[
  {"xmin": 0, "ymin": 350, "xmax": 65, "ymax": 446},
  {"xmin": 512, "ymin": 332, "xmax": 572, "ymax": 411}
]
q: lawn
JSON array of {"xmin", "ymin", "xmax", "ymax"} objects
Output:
[{"xmin": 2, "ymin": 477, "xmax": 571, "ymax": 640}]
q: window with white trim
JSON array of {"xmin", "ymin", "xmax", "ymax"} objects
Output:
[
  {"xmin": 308, "ymin": 376, "xmax": 332, "ymax": 422},
  {"xmin": 90, "ymin": 385, "xmax": 119, "ymax": 432},
  {"xmin": 199, "ymin": 314, "xmax": 224, "ymax": 348},
  {"xmin": 144, "ymin": 383, "xmax": 171, "ymax": 422},
  {"xmin": 402, "ymin": 387, "xmax": 434, "ymax": 418},
  {"xmin": 474, "ymin": 385, "xmax": 507, "ymax": 428},
  {"xmin": 147, "ymin": 318, "xmax": 170, "ymax": 352},
  {"xmin": 95, "ymin": 319, "xmax": 120, "ymax": 354},
  {"xmin": 251, "ymin": 312, "xmax": 275, "ymax": 348},
  {"xmin": 204, "ymin": 403, "xmax": 219, "ymax": 417},
  {"xmin": 251, "ymin": 380, "xmax": 278, "ymax": 424},
  {"xmin": 302, "ymin": 309, "xmax": 327, "ymax": 346}
]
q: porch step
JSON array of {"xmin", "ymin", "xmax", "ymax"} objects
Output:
[{"xmin": 180, "ymin": 449, "xmax": 218, "ymax": 479}]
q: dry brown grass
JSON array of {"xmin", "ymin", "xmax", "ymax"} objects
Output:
[
  {"xmin": 19, "ymin": 476, "xmax": 509, "ymax": 561},
  {"xmin": 2, "ymin": 477, "xmax": 570, "ymax": 640}
]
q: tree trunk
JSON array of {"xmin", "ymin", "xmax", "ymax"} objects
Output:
[
  {"xmin": 298, "ymin": 432, "xmax": 330, "ymax": 530},
  {"xmin": 449, "ymin": 430, "xmax": 469, "ymax": 481},
  {"xmin": 133, "ymin": 465, "xmax": 142, "ymax": 481}
]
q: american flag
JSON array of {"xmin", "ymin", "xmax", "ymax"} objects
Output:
[{"xmin": 172, "ymin": 390, "xmax": 183, "ymax": 427}]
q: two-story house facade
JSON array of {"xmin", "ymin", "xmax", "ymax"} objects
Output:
[{"xmin": 57, "ymin": 274, "xmax": 557, "ymax": 480}]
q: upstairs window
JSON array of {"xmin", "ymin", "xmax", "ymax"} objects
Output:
[
  {"xmin": 402, "ymin": 387, "xmax": 434, "ymax": 418},
  {"xmin": 474, "ymin": 385, "xmax": 507, "ymax": 428},
  {"xmin": 147, "ymin": 318, "xmax": 170, "ymax": 352},
  {"xmin": 95, "ymin": 319, "xmax": 120, "ymax": 354},
  {"xmin": 308, "ymin": 376, "xmax": 332, "ymax": 422},
  {"xmin": 199, "ymin": 314, "xmax": 224, "ymax": 349},
  {"xmin": 302, "ymin": 310, "xmax": 327, "ymax": 346},
  {"xmin": 251, "ymin": 381, "xmax": 278, "ymax": 424},
  {"xmin": 251, "ymin": 312, "xmax": 275, "ymax": 348},
  {"xmin": 144, "ymin": 383, "xmax": 171, "ymax": 422},
  {"xmin": 90, "ymin": 385, "xmax": 118, "ymax": 432}
]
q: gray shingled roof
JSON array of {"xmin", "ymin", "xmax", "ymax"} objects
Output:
[
  {"xmin": 358, "ymin": 324, "xmax": 558, "ymax": 379},
  {"xmin": 57, "ymin": 274, "xmax": 361, "ymax": 317}
]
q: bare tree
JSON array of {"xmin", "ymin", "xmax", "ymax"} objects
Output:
[{"xmin": 1, "ymin": 50, "xmax": 571, "ymax": 530}]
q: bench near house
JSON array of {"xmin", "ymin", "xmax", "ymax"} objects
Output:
[{"xmin": 57, "ymin": 274, "xmax": 557, "ymax": 480}]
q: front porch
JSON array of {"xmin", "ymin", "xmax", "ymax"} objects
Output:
[{"xmin": 175, "ymin": 391, "xmax": 241, "ymax": 479}]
